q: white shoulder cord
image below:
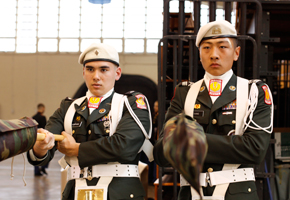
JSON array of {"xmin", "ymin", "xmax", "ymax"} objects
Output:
[
  {"xmin": 124, "ymin": 96, "xmax": 152, "ymax": 140},
  {"xmin": 243, "ymin": 82, "xmax": 274, "ymax": 134}
]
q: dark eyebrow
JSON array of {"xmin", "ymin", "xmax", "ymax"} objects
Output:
[
  {"xmin": 201, "ymin": 41, "xmax": 213, "ymax": 45},
  {"xmin": 217, "ymin": 40, "xmax": 231, "ymax": 45},
  {"xmin": 202, "ymin": 39, "xmax": 231, "ymax": 45},
  {"xmin": 99, "ymin": 66, "xmax": 110, "ymax": 69},
  {"xmin": 85, "ymin": 65, "xmax": 110, "ymax": 69}
]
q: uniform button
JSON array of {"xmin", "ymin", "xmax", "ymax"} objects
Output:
[
  {"xmin": 212, "ymin": 119, "xmax": 217, "ymax": 124},
  {"xmin": 72, "ymin": 130, "xmax": 75, "ymax": 134},
  {"xmin": 207, "ymin": 168, "xmax": 213, "ymax": 172},
  {"xmin": 232, "ymin": 120, "xmax": 236, "ymax": 124},
  {"xmin": 248, "ymin": 188, "xmax": 251, "ymax": 192},
  {"xmin": 130, "ymin": 194, "xmax": 134, "ymax": 198},
  {"xmin": 88, "ymin": 130, "xmax": 91, "ymax": 134}
]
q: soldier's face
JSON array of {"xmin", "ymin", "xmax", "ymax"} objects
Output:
[
  {"xmin": 83, "ymin": 61, "xmax": 121, "ymax": 97},
  {"xmin": 199, "ymin": 38, "xmax": 240, "ymax": 76}
]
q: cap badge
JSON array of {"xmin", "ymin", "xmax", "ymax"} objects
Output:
[
  {"xmin": 212, "ymin": 27, "xmax": 222, "ymax": 35},
  {"xmin": 95, "ymin": 50, "xmax": 99, "ymax": 56}
]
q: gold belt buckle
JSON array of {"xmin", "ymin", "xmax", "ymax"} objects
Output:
[{"xmin": 76, "ymin": 186, "xmax": 107, "ymax": 200}]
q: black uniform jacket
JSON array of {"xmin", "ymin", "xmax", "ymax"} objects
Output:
[
  {"xmin": 153, "ymin": 74, "xmax": 272, "ymax": 200},
  {"xmin": 28, "ymin": 91, "xmax": 150, "ymax": 200}
]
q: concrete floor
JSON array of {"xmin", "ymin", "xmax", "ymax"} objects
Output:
[{"xmin": 0, "ymin": 151, "xmax": 155, "ymax": 200}]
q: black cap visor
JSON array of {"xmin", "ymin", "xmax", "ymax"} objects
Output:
[
  {"xmin": 199, "ymin": 35, "xmax": 237, "ymax": 47},
  {"xmin": 83, "ymin": 58, "xmax": 119, "ymax": 67}
]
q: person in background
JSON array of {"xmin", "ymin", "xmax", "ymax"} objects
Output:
[
  {"xmin": 32, "ymin": 103, "xmax": 49, "ymax": 176},
  {"xmin": 152, "ymin": 100, "xmax": 158, "ymax": 142}
]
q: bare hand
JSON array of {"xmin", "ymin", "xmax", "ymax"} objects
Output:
[
  {"xmin": 33, "ymin": 128, "xmax": 55, "ymax": 158},
  {"xmin": 57, "ymin": 131, "xmax": 80, "ymax": 157}
]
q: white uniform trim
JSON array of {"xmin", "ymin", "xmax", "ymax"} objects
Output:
[
  {"xmin": 235, "ymin": 77, "xmax": 249, "ymax": 135},
  {"xmin": 108, "ymin": 93, "xmax": 126, "ymax": 136},
  {"xmin": 109, "ymin": 92, "xmax": 153, "ymax": 161},
  {"xmin": 180, "ymin": 167, "xmax": 255, "ymax": 187},
  {"xmin": 184, "ymin": 79, "xmax": 203, "ymax": 118},
  {"xmin": 68, "ymin": 164, "xmax": 140, "ymax": 181}
]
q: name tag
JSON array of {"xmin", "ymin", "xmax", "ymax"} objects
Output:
[
  {"xmin": 194, "ymin": 110, "xmax": 204, "ymax": 117},
  {"xmin": 72, "ymin": 122, "xmax": 82, "ymax": 127}
]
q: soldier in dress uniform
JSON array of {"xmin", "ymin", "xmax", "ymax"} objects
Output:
[
  {"xmin": 27, "ymin": 43, "xmax": 152, "ymax": 200},
  {"xmin": 154, "ymin": 20, "xmax": 273, "ymax": 200}
]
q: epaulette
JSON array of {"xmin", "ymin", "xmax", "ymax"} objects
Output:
[
  {"xmin": 65, "ymin": 97, "xmax": 75, "ymax": 101},
  {"xmin": 124, "ymin": 90, "xmax": 137, "ymax": 96},
  {"xmin": 179, "ymin": 81, "xmax": 193, "ymax": 87},
  {"xmin": 249, "ymin": 79, "xmax": 263, "ymax": 85}
]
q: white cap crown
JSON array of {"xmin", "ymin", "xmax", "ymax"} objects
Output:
[
  {"xmin": 79, "ymin": 43, "xmax": 119, "ymax": 66},
  {"xmin": 196, "ymin": 20, "xmax": 237, "ymax": 47}
]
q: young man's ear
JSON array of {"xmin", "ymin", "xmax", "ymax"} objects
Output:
[
  {"xmin": 115, "ymin": 67, "xmax": 122, "ymax": 81},
  {"xmin": 234, "ymin": 46, "xmax": 241, "ymax": 61}
]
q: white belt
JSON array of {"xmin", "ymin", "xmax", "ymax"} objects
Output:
[
  {"xmin": 180, "ymin": 168, "xmax": 255, "ymax": 187},
  {"xmin": 68, "ymin": 164, "xmax": 139, "ymax": 181}
]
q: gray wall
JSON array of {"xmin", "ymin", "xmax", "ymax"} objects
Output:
[{"xmin": 0, "ymin": 53, "xmax": 157, "ymax": 120}]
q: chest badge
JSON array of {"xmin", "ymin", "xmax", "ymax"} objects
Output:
[
  {"xmin": 76, "ymin": 116, "xmax": 81, "ymax": 121},
  {"xmin": 194, "ymin": 104, "xmax": 201, "ymax": 109},
  {"xmin": 209, "ymin": 79, "xmax": 222, "ymax": 96},
  {"xmin": 88, "ymin": 97, "xmax": 102, "ymax": 109}
]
